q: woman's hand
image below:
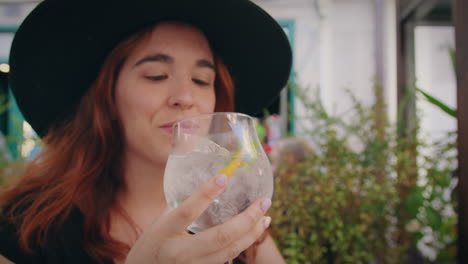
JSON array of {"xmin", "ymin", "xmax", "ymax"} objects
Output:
[{"xmin": 124, "ymin": 174, "xmax": 272, "ymax": 264}]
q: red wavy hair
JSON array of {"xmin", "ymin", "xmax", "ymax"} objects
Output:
[{"xmin": 0, "ymin": 24, "xmax": 266, "ymax": 263}]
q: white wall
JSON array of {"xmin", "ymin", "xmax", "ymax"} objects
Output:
[
  {"xmin": 384, "ymin": 0, "xmax": 398, "ymax": 123},
  {"xmin": 415, "ymin": 25, "xmax": 457, "ymax": 140},
  {"xmin": 253, "ymin": 0, "xmax": 321, "ymax": 135},
  {"xmin": 0, "ymin": 3, "xmax": 35, "ymax": 26},
  {"xmin": 0, "ymin": 33, "xmax": 13, "ymax": 58},
  {"xmin": 0, "ymin": 3, "xmax": 36, "ymax": 60},
  {"xmin": 254, "ymin": 0, "xmax": 398, "ymax": 137},
  {"xmin": 321, "ymin": 0, "xmax": 376, "ymax": 110}
]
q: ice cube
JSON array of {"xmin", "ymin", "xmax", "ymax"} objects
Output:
[{"xmin": 193, "ymin": 137, "xmax": 230, "ymax": 156}]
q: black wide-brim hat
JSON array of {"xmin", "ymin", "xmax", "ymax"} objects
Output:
[{"xmin": 9, "ymin": 0, "xmax": 292, "ymax": 137}]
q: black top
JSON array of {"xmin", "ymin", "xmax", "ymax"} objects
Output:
[
  {"xmin": 0, "ymin": 207, "xmax": 244, "ymax": 264},
  {"xmin": 0, "ymin": 208, "xmax": 107, "ymax": 264}
]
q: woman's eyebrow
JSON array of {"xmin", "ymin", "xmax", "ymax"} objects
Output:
[
  {"xmin": 196, "ymin": 59, "xmax": 215, "ymax": 72},
  {"xmin": 134, "ymin": 53, "xmax": 173, "ymax": 67},
  {"xmin": 134, "ymin": 53, "xmax": 215, "ymax": 72}
]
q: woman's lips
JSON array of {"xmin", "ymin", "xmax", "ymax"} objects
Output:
[
  {"xmin": 160, "ymin": 121, "xmax": 177, "ymax": 134},
  {"xmin": 160, "ymin": 120, "xmax": 200, "ymax": 134},
  {"xmin": 160, "ymin": 126, "xmax": 174, "ymax": 134}
]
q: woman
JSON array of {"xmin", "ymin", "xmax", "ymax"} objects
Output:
[{"xmin": 0, "ymin": 0, "xmax": 292, "ymax": 263}]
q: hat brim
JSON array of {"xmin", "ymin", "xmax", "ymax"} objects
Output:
[{"xmin": 9, "ymin": 0, "xmax": 292, "ymax": 137}]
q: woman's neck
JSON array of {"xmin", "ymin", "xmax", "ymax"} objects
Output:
[{"xmin": 116, "ymin": 152, "xmax": 169, "ymax": 230}]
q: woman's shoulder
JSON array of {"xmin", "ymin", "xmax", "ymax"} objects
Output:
[
  {"xmin": 0, "ymin": 205, "xmax": 42, "ymax": 263},
  {"xmin": 0, "ymin": 203, "xmax": 97, "ymax": 264}
]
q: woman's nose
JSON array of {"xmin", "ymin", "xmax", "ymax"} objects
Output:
[{"xmin": 167, "ymin": 79, "xmax": 195, "ymax": 109}]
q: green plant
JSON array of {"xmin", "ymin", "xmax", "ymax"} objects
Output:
[
  {"xmin": 270, "ymin": 84, "xmax": 457, "ymax": 263},
  {"xmin": 0, "ymin": 131, "xmax": 11, "ymax": 186},
  {"xmin": 417, "ymin": 88, "xmax": 456, "ymax": 118},
  {"xmin": 0, "ymin": 95, "xmax": 38, "ymax": 188},
  {"xmin": 0, "ymin": 94, "xmax": 11, "ymax": 186},
  {"xmin": 416, "ymin": 47, "xmax": 457, "ymax": 118},
  {"xmin": 403, "ymin": 132, "xmax": 457, "ymax": 263}
]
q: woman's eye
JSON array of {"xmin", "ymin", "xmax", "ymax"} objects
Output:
[
  {"xmin": 192, "ymin": 78, "xmax": 210, "ymax": 86},
  {"xmin": 145, "ymin": 75, "xmax": 168, "ymax": 81}
]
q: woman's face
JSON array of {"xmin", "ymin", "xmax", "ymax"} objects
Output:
[{"xmin": 115, "ymin": 22, "xmax": 216, "ymax": 166}]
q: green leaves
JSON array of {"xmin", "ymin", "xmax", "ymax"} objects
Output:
[
  {"xmin": 270, "ymin": 84, "xmax": 457, "ymax": 263},
  {"xmin": 405, "ymin": 187, "xmax": 425, "ymax": 218},
  {"xmin": 426, "ymin": 207, "xmax": 443, "ymax": 230},
  {"xmin": 417, "ymin": 88, "xmax": 457, "ymax": 118}
]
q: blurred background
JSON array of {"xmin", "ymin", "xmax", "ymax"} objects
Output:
[{"xmin": 0, "ymin": 0, "xmax": 463, "ymax": 263}]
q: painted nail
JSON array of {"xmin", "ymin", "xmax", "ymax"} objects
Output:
[
  {"xmin": 263, "ymin": 216, "xmax": 272, "ymax": 229},
  {"xmin": 215, "ymin": 174, "xmax": 228, "ymax": 187},
  {"xmin": 261, "ymin": 198, "xmax": 272, "ymax": 212}
]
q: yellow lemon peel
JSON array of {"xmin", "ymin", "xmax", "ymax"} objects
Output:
[{"xmin": 219, "ymin": 157, "xmax": 243, "ymax": 177}]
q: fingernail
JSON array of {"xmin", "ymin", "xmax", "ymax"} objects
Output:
[
  {"xmin": 215, "ymin": 174, "xmax": 228, "ymax": 187},
  {"xmin": 261, "ymin": 198, "xmax": 271, "ymax": 212},
  {"xmin": 263, "ymin": 216, "xmax": 272, "ymax": 229}
]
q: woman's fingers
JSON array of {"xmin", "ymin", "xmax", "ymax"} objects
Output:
[
  {"xmin": 189, "ymin": 198, "xmax": 271, "ymax": 255},
  {"xmin": 162, "ymin": 174, "xmax": 228, "ymax": 234},
  {"xmin": 199, "ymin": 216, "xmax": 272, "ymax": 264},
  {"xmin": 127, "ymin": 174, "xmax": 274, "ymax": 264}
]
